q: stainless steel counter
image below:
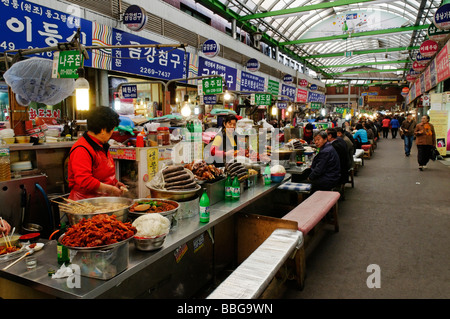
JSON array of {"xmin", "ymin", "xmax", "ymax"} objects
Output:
[
  {"xmin": 8, "ymin": 142, "xmax": 75, "ymax": 151},
  {"xmin": 0, "ymin": 175, "xmax": 290, "ymax": 299}
]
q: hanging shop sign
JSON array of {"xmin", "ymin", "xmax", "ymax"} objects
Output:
[
  {"xmin": 202, "ymin": 95, "xmax": 217, "ymax": 105},
  {"xmin": 28, "ymin": 107, "xmax": 61, "ymax": 120},
  {"xmin": 0, "ymin": 0, "xmax": 93, "ymax": 59},
  {"xmin": 123, "ymin": 5, "xmax": 147, "ymax": 32},
  {"xmin": 112, "ymin": 29, "xmax": 188, "ymax": 81},
  {"xmin": 299, "ymin": 79, "xmax": 308, "ymax": 87},
  {"xmin": 416, "ymin": 52, "xmax": 431, "ymax": 65},
  {"xmin": 310, "ymin": 102, "xmax": 321, "ymax": 109},
  {"xmin": 246, "ymin": 58, "xmax": 260, "ymax": 72},
  {"xmin": 240, "ymin": 71, "xmax": 265, "ymax": 92},
  {"xmin": 436, "ymin": 41, "xmax": 450, "ymax": 83},
  {"xmin": 202, "ymin": 77, "xmax": 223, "ymax": 95},
  {"xmin": 401, "ymin": 87, "xmax": 410, "ymax": 96},
  {"xmin": 428, "ymin": 22, "xmax": 450, "ymax": 42},
  {"xmin": 267, "ymin": 79, "xmax": 280, "ymax": 95},
  {"xmin": 406, "ymin": 75, "xmax": 416, "ymax": 82},
  {"xmin": 307, "ymin": 92, "xmax": 326, "ymax": 104},
  {"xmin": 419, "ymin": 40, "xmax": 438, "ymax": 57},
  {"xmin": 52, "ymin": 50, "xmax": 82, "ymax": 78},
  {"xmin": 296, "ymin": 88, "xmax": 308, "ymax": 103},
  {"xmin": 409, "ymin": 68, "xmax": 421, "ymax": 78},
  {"xmin": 309, "ymin": 84, "xmax": 318, "ymax": 91},
  {"xmin": 281, "ymin": 84, "xmax": 296, "ymax": 101},
  {"xmin": 277, "ymin": 102, "xmax": 288, "ymax": 109},
  {"xmin": 433, "ymin": 3, "xmax": 450, "ymax": 30},
  {"xmin": 251, "ymin": 93, "xmax": 272, "ymax": 106},
  {"xmin": 283, "ymin": 74, "xmax": 293, "ymax": 84},
  {"xmin": 198, "ymin": 57, "xmax": 237, "ymax": 91},
  {"xmin": 412, "ymin": 61, "xmax": 426, "ymax": 72},
  {"xmin": 201, "ymin": 39, "xmax": 220, "ymax": 58},
  {"xmin": 120, "ymin": 84, "xmax": 138, "ymax": 99}
]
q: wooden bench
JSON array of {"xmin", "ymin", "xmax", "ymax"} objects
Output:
[{"xmin": 207, "ymin": 228, "xmax": 303, "ymax": 299}]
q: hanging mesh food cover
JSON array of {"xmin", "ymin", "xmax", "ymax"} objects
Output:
[{"xmin": 3, "ymin": 57, "xmax": 75, "ymax": 106}]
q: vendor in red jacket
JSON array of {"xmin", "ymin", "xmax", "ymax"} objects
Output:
[{"xmin": 68, "ymin": 106, "xmax": 126, "ymax": 200}]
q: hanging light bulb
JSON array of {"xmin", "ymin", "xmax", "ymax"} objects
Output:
[
  {"xmin": 224, "ymin": 90, "xmax": 231, "ymax": 101},
  {"xmin": 271, "ymin": 106, "xmax": 277, "ymax": 116},
  {"xmin": 114, "ymin": 96, "xmax": 121, "ymax": 112},
  {"xmin": 321, "ymin": 108, "xmax": 326, "ymax": 117},
  {"xmin": 287, "ymin": 104, "xmax": 293, "ymax": 112},
  {"xmin": 181, "ymin": 94, "xmax": 191, "ymax": 117},
  {"xmin": 75, "ymin": 67, "xmax": 89, "ymax": 111}
]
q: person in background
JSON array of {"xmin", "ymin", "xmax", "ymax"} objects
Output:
[
  {"xmin": 343, "ymin": 121, "xmax": 352, "ymax": 133},
  {"xmin": 381, "ymin": 116, "xmax": 391, "ymax": 138},
  {"xmin": 307, "ymin": 130, "xmax": 341, "ymax": 193},
  {"xmin": 353, "ymin": 123, "xmax": 370, "ymax": 149},
  {"xmin": 303, "ymin": 123, "xmax": 314, "ymax": 144},
  {"xmin": 414, "ymin": 115, "xmax": 436, "ymax": 171},
  {"xmin": 210, "ymin": 114, "xmax": 238, "ymax": 167},
  {"xmin": 327, "ymin": 128, "xmax": 350, "ymax": 187},
  {"xmin": 68, "ymin": 106, "xmax": 126, "ymax": 200},
  {"xmin": 390, "ymin": 116, "xmax": 400, "ymax": 139},
  {"xmin": 400, "ymin": 113, "xmax": 416, "ymax": 157},
  {"xmin": 336, "ymin": 127, "xmax": 354, "ymax": 170}
]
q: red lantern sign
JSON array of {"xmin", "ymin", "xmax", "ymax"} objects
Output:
[
  {"xmin": 402, "ymin": 87, "xmax": 410, "ymax": 94},
  {"xmin": 419, "ymin": 40, "xmax": 438, "ymax": 57},
  {"xmin": 299, "ymin": 79, "xmax": 308, "ymax": 87},
  {"xmin": 412, "ymin": 61, "xmax": 426, "ymax": 72}
]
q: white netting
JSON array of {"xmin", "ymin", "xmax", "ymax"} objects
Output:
[{"xmin": 4, "ymin": 57, "xmax": 75, "ymax": 106}]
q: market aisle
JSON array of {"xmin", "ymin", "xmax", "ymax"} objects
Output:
[{"xmin": 283, "ymin": 136, "xmax": 450, "ymax": 299}]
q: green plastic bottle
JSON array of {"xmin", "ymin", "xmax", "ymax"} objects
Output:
[
  {"xmin": 232, "ymin": 176, "xmax": 240, "ymax": 200},
  {"xmin": 225, "ymin": 175, "xmax": 232, "ymax": 199},
  {"xmin": 264, "ymin": 165, "xmax": 271, "ymax": 185},
  {"xmin": 57, "ymin": 222, "xmax": 69, "ymax": 265},
  {"xmin": 199, "ymin": 190, "xmax": 210, "ymax": 223}
]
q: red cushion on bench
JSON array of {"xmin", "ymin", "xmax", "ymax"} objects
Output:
[
  {"xmin": 281, "ymin": 191, "xmax": 340, "ymax": 235},
  {"xmin": 361, "ymin": 145, "xmax": 371, "ymax": 151}
]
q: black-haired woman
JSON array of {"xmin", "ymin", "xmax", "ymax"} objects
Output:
[
  {"xmin": 209, "ymin": 114, "xmax": 238, "ymax": 167},
  {"xmin": 68, "ymin": 106, "xmax": 126, "ymax": 200}
]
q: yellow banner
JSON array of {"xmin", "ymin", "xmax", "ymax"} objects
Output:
[
  {"xmin": 367, "ymin": 96, "xmax": 397, "ymax": 102},
  {"xmin": 429, "ymin": 110, "xmax": 448, "ymax": 156}
]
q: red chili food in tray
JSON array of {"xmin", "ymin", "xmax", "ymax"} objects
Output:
[
  {"xmin": 60, "ymin": 214, "xmax": 136, "ymax": 248},
  {"xmin": 129, "ymin": 200, "xmax": 177, "ymax": 214}
]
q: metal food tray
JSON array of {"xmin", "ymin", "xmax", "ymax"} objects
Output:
[{"xmin": 57, "ymin": 233, "xmax": 135, "ymax": 251}]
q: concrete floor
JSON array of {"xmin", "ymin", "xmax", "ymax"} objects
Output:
[{"xmin": 282, "ymin": 137, "xmax": 450, "ymax": 299}]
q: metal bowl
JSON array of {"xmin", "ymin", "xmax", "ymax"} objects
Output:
[
  {"xmin": 133, "ymin": 233, "xmax": 167, "ymax": 251},
  {"xmin": 57, "ymin": 233, "xmax": 135, "ymax": 251},
  {"xmin": 65, "ymin": 197, "xmax": 133, "ymax": 225},
  {"xmin": 272, "ymin": 150, "xmax": 294, "ymax": 161},
  {"xmin": 146, "ymin": 184, "xmax": 201, "ymax": 201},
  {"xmin": 128, "ymin": 198, "xmax": 179, "ymax": 223}
]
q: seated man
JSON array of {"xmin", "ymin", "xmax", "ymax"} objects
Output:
[
  {"xmin": 307, "ymin": 130, "xmax": 341, "ymax": 193},
  {"xmin": 327, "ymin": 128, "xmax": 350, "ymax": 186}
]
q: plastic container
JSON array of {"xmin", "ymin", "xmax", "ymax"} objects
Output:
[
  {"xmin": 157, "ymin": 127, "xmax": 170, "ymax": 146},
  {"xmin": 199, "ymin": 190, "xmax": 210, "ymax": 223}
]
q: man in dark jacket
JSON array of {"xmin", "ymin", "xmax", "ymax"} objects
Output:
[
  {"xmin": 327, "ymin": 128, "xmax": 350, "ymax": 186},
  {"xmin": 307, "ymin": 130, "xmax": 341, "ymax": 193}
]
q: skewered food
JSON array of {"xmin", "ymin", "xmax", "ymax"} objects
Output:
[
  {"xmin": 57, "ymin": 198, "xmax": 130, "ymax": 215},
  {"xmin": 60, "ymin": 214, "xmax": 136, "ymax": 248}
]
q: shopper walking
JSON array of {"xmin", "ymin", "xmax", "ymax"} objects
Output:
[
  {"xmin": 400, "ymin": 113, "xmax": 416, "ymax": 157},
  {"xmin": 390, "ymin": 116, "xmax": 400, "ymax": 139},
  {"xmin": 414, "ymin": 115, "xmax": 436, "ymax": 171},
  {"xmin": 381, "ymin": 116, "xmax": 390, "ymax": 138}
]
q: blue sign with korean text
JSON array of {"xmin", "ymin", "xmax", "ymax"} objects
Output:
[
  {"xmin": 121, "ymin": 84, "xmax": 138, "ymax": 99},
  {"xmin": 198, "ymin": 57, "xmax": 237, "ymax": 91},
  {"xmin": 123, "ymin": 5, "xmax": 147, "ymax": 32},
  {"xmin": 201, "ymin": 39, "xmax": 219, "ymax": 58},
  {"xmin": 283, "ymin": 74, "xmax": 293, "ymax": 84},
  {"xmin": 246, "ymin": 58, "xmax": 260, "ymax": 72},
  {"xmin": 310, "ymin": 84, "xmax": 318, "ymax": 91},
  {"xmin": 111, "ymin": 29, "xmax": 188, "ymax": 81},
  {"xmin": 434, "ymin": 3, "xmax": 450, "ymax": 30},
  {"xmin": 281, "ymin": 84, "xmax": 296, "ymax": 101},
  {"xmin": 203, "ymin": 95, "xmax": 217, "ymax": 105},
  {"xmin": 241, "ymin": 71, "xmax": 265, "ymax": 92},
  {"xmin": 277, "ymin": 102, "xmax": 288, "ymax": 109},
  {"xmin": 307, "ymin": 92, "xmax": 326, "ymax": 103},
  {"xmin": 0, "ymin": 0, "xmax": 92, "ymax": 61}
]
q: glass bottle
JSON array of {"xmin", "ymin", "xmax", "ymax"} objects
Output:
[
  {"xmin": 225, "ymin": 175, "xmax": 232, "ymax": 199},
  {"xmin": 199, "ymin": 190, "xmax": 210, "ymax": 223},
  {"xmin": 57, "ymin": 222, "xmax": 70, "ymax": 265},
  {"xmin": 232, "ymin": 176, "xmax": 240, "ymax": 200}
]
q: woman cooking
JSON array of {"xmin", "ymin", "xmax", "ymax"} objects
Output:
[
  {"xmin": 209, "ymin": 114, "xmax": 238, "ymax": 167},
  {"xmin": 68, "ymin": 106, "xmax": 126, "ymax": 200}
]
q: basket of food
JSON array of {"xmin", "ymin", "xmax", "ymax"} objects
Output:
[
  {"xmin": 57, "ymin": 197, "xmax": 133, "ymax": 226},
  {"xmin": 132, "ymin": 214, "xmax": 171, "ymax": 251},
  {"xmin": 146, "ymin": 165, "xmax": 201, "ymax": 201},
  {"xmin": 128, "ymin": 198, "xmax": 180, "ymax": 222}
]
